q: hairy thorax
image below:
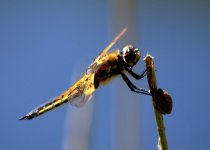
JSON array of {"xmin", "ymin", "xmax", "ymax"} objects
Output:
[{"xmin": 94, "ymin": 52, "xmax": 124, "ymax": 88}]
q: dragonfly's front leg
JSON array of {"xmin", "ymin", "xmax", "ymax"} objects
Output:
[
  {"xmin": 121, "ymin": 72, "xmax": 151, "ymax": 95},
  {"xmin": 125, "ymin": 67, "xmax": 147, "ymax": 80}
]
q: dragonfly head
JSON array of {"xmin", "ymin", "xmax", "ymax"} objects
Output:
[{"xmin": 122, "ymin": 45, "xmax": 140, "ymax": 67}]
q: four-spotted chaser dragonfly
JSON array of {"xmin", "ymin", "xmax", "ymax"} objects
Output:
[{"xmin": 19, "ymin": 28, "xmax": 150, "ymax": 120}]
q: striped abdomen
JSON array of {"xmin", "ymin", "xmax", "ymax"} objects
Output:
[{"xmin": 19, "ymin": 77, "xmax": 85, "ymax": 120}]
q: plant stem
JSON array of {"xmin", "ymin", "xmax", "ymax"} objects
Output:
[{"xmin": 144, "ymin": 54, "xmax": 168, "ymax": 150}]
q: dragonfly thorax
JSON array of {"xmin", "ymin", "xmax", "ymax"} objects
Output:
[{"xmin": 121, "ymin": 45, "xmax": 140, "ymax": 67}]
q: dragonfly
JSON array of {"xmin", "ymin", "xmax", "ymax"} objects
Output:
[{"xmin": 19, "ymin": 28, "xmax": 150, "ymax": 120}]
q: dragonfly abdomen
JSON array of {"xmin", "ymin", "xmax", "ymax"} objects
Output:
[
  {"xmin": 19, "ymin": 94, "xmax": 70, "ymax": 120},
  {"xmin": 19, "ymin": 79, "xmax": 84, "ymax": 120}
]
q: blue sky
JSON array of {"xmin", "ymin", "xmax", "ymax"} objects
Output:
[{"xmin": 0, "ymin": 0, "xmax": 210, "ymax": 150}]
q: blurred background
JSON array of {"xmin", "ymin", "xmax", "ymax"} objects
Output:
[{"xmin": 0, "ymin": 0, "xmax": 209, "ymax": 150}]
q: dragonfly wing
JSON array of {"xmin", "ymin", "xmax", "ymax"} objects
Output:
[
  {"xmin": 100, "ymin": 27, "xmax": 127, "ymax": 56},
  {"xmin": 69, "ymin": 73, "xmax": 96, "ymax": 107},
  {"xmin": 87, "ymin": 28, "xmax": 127, "ymax": 74},
  {"xmin": 69, "ymin": 96, "xmax": 89, "ymax": 107},
  {"xmin": 87, "ymin": 54, "xmax": 110, "ymax": 74}
]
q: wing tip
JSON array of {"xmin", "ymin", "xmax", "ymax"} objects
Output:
[{"xmin": 122, "ymin": 27, "xmax": 128, "ymax": 33}]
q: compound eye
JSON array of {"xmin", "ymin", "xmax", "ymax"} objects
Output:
[
  {"xmin": 123, "ymin": 45, "xmax": 135, "ymax": 53},
  {"xmin": 123, "ymin": 45, "xmax": 139, "ymax": 56},
  {"xmin": 122, "ymin": 45, "xmax": 140, "ymax": 67}
]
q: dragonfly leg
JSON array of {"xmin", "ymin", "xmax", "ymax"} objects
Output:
[
  {"xmin": 125, "ymin": 67, "xmax": 147, "ymax": 80},
  {"xmin": 121, "ymin": 72, "xmax": 151, "ymax": 95}
]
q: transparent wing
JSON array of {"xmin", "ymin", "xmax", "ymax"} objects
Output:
[
  {"xmin": 99, "ymin": 27, "xmax": 127, "ymax": 57},
  {"xmin": 87, "ymin": 28, "xmax": 127, "ymax": 74},
  {"xmin": 69, "ymin": 73, "xmax": 96, "ymax": 107},
  {"xmin": 71, "ymin": 28, "xmax": 127, "ymax": 106}
]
